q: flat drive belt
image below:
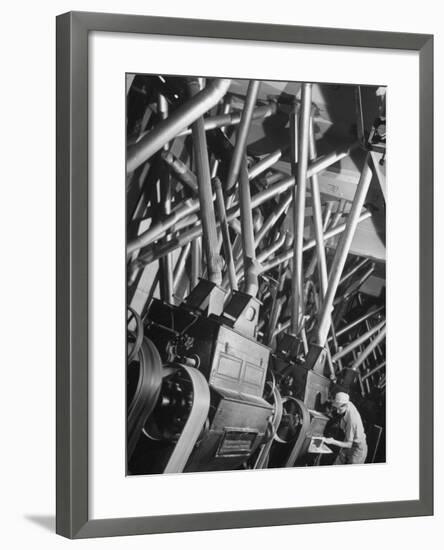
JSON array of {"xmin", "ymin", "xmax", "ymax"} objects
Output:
[
  {"xmin": 127, "ymin": 337, "xmax": 163, "ymax": 459},
  {"xmin": 284, "ymin": 397, "xmax": 310, "ymax": 467},
  {"xmin": 164, "ymin": 364, "xmax": 210, "ymax": 474},
  {"xmin": 254, "ymin": 385, "xmax": 283, "ymax": 469}
]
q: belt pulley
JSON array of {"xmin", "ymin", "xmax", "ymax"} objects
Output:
[{"xmin": 127, "ymin": 335, "xmax": 163, "ymax": 459}]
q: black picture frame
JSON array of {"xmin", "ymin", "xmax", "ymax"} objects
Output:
[{"xmin": 56, "ymin": 10, "xmax": 434, "ymax": 539}]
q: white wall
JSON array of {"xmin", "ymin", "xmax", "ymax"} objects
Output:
[{"xmin": 0, "ymin": 0, "xmax": 442, "ymax": 547}]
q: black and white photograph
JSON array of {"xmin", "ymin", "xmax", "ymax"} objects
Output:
[
  {"xmin": 126, "ymin": 75, "xmax": 387, "ymax": 475},
  {"xmin": 0, "ymin": 1, "xmax": 437, "ymax": 545}
]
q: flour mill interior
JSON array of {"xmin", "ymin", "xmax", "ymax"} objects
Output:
[{"xmin": 126, "ymin": 75, "xmax": 386, "ymax": 474}]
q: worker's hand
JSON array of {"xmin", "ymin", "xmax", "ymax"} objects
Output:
[{"xmin": 323, "ymin": 437, "xmax": 335, "ymax": 445}]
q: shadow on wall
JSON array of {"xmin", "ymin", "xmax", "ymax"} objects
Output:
[{"xmin": 24, "ymin": 515, "xmax": 55, "ymax": 533}]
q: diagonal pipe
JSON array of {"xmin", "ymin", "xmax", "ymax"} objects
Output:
[
  {"xmin": 225, "ymin": 80, "xmax": 261, "ymax": 192},
  {"xmin": 315, "ymin": 154, "xmax": 373, "ymax": 346},
  {"xmin": 176, "ymin": 103, "xmax": 276, "ymax": 137},
  {"xmin": 351, "ymin": 327, "xmax": 387, "ymax": 371},
  {"xmin": 331, "ymin": 319, "xmax": 386, "ymax": 362},
  {"xmin": 255, "ymin": 192, "xmax": 292, "ymax": 247},
  {"xmin": 253, "ymin": 211, "xmax": 371, "ymax": 274},
  {"xmin": 308, "ymin": 112, "xmax": 328, "ymax": 298},
  {"xmin": 127, "ymin": 78, "xmax": 231, "ymax": 172},
  {"xmin": 213, "ymin": 177, "xmax": 238, "ymax": 291},
  {"xmin": 188, "ymin": 78, "xmax": 222, "ymax": 285},
  {"xmin": 239, "ymin": 156, "xmax": 260, "ymax": 296},
  {"xmin": 291, "ymin": 83, "xmax": 312, "ymax": 334}
]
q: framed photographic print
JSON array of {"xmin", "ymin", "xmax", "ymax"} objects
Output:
[{"xmin": 56, "ymin": 11, "xmax": 433, "ymax": 539}]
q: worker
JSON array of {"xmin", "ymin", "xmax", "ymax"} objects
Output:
[{"xmin": 323, "ymin": 392, "xmax": 368, "ymax": 465}]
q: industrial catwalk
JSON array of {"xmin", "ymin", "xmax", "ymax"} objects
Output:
[{"xmin": 126, "ymin": 76, "xmax": 386, "ymax": 475}]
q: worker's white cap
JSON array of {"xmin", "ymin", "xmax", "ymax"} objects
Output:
[{"xmin": 332, "ymin": 392, "xmax": 350, "ymax": 407}]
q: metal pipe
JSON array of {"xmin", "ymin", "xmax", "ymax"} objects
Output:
[
  {"xmin": 157, "ymin": 94, "xmax": 174, "ymax": 303},
  {"xmin": 211, "ymin": 158, "xmax": 220, "ymax": 181},
  {"xmin": 363, "ymin": 361, "xmax": 371, "ymax": 393},
  {"xmin": 329, "ymin": 322, "xmax": 341, "ymax": 361},
  {"xmin": 304, "ymin": 201, "xmax": 334, "ymax": 279},
  {"xmin": 267, "ymin": 232, "xmax": 292, "ymax": 344},
  {"xmin": 349, "ymin": 333, "xmax": 373, "ymax": 388},
  {"xmin": 135, "ymin": 176, "xmax": 295, "ymax": 266},
  {"xmin": 252, "ymin": 141, "xmax": 358, "ymax": 184},
  {"xmin": 265, "ymin": 268, "xmax": 282, "ymax": 344},
  {"xmin": 228, "ymin": 218, "xmax": 242, "ymax": 234},
  {"xmin": 255, "ymin": 193, "xmax": 292, "ymax": 247},
  {"xmin": 323, "ymin": 202, "xmax": 334, "ymax": 231},
  {"xmin": 173, "ymin": 242, "xmax": 191, "ymax": 289},
  {"xmin": 190, "ymin": 237, "xmax": 201, "ymax": 288},
  {"xmin": 316, "ymin": 155, "xmax": 373, "ymax": 346},
  {"xmin": 159, "ymin": 193, "xmax": 174, "ymax": 303},
  {"xmin": 127, "ymin": 199, "xmax": 200, "ymax": 256},
  {"xmin": 213, "ymin": 177, "xmax": 238, "ymax": 291},
  {"xmin": 263, "ymin": 171, "xmax": 285, "ymax": 187},
  {"xmin": 331, "ymin": 319, "xmax": 386, "ymax": 362},
  {"xmin": 127, "ymin": 78, "xmax": 231, "ymax": 172},
  {"xmin": 339, "ymin": 257, "xmax": 371, "ymax": 286},
  {"xmin": 159, "ymin": 253, "xmax": 174, "ymax": 304},
  {"xmin": 351, "ymin": 327, "xmax": 386, "ymax": 371},
  {"xmin": 325, "ymin": 345, "xmax": 336, "ymax": 380},
  {"xmin": 257, "ymin": 232, "xmax": 286, "ymax": 264},
  {"xmin": 268, "ymin": 297, "xmax": 285, "ymax": 346},
  {"xmin": 330, "ymin": 199, "xmax": 347, "ymax": 229},
  {"xmin": 188, "ymin": 78, "xmax": 222, "ymax": 285},
  {"xmin": 262, "ymin": 211, "xmax": 372, "ymax": 273},
  {"xmin": 361, "ymin": 361, "xmax": 386, "ymax": 381},
  {"xmin": 161, "ymin": 150, "xmax": 198, "ymax": 193},
  {"xmin": 173, "ymin": 212, "xmax": 203, "ymax": 232},
  {"xmin": 221, "ymin": 233, "xmax": 243, "ymax": 290},
  {"xmin": 291, "ymin": 83, "xmax": 312, "ymax": 334},
  {"xmin": 225, "ymin": 80, "xmax": 261, "ymax": 192},
  {"xmin": 334, "ymin": 264, "xmax": 375, "ymax": 304},
  {"xmin": 145, "ymin": 267, "xmax": 160, "ymax": 312},
  {"xmin": 350, "ymin": 347, "xmax": 366, "ymax": 396},
  {"xmin": 332, "ymin": 305, "xmax": 384, "ymax": 339},
  {"xmin": 273, "ymin": 320, "xmax": 290, "ymax": 338},
  {"xmin": 308, "ymin": 111, "xmax": 328, "ymax": 297},
  {"xmin": 308, "ymin": 142, "xmax": 359, "ymax": 176},
  {"xmin": 234, "ymin": 211, "xmax": 260, "ymax": 281},
  {"xmin": 358, "ymin": 294, "xmax": 385, "ymax": 360},
  {"xmin": 176, "ymin": 103, "xmax": 276, "ymax": 137},
  {"xmin": 362, "ymin": 361, "xmax": 371, "ymax": 393},
  {"xmin": 355, "ymin": 86, "xmax": 365, "ymax": 146},
  {"xmin": 301, "ymin": 326, "xmax": 309, "ymax": 355},
  {"xmin": 246, "ymin": 175, "xmax": 294, "ymax": 206},
  {"xmin": 219, "ymin": 94, "xmax": 232, "ymax": 133},
  {"xmin": 238, "ymin": 155, "xmax": 259, "ymax": 296},
  {"xmin": 248, "ymin": 149, "xmax": 283, "ymax": 180}
]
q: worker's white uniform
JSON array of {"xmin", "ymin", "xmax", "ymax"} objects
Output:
[{"xmin": 334, "ymin": 401, "xmax": 367, "ymax": 465}]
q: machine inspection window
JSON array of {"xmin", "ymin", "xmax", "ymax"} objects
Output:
[{"xmin": 126, "ymin": 75, "xmax": 386, "ymax": 475}]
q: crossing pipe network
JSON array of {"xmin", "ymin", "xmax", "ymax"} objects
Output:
[{"xmin": 127, "ymin": 78, "xmax": 232, "ymax": 173}]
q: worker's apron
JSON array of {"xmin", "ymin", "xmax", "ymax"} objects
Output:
[{"xmin": 334, "ymin": 442, "xmax": 368, "ymax": 465}]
